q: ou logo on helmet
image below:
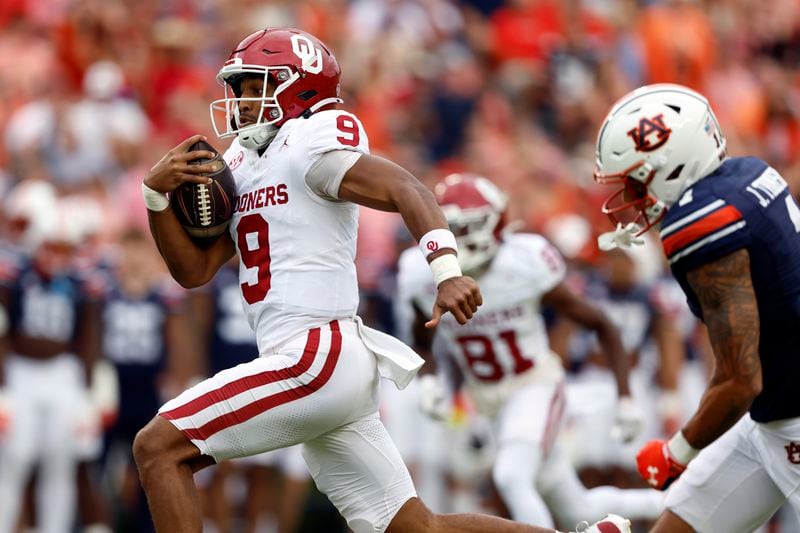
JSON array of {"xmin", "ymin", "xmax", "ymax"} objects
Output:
[{"xmin": 291, "ymin": 34, "xmax": 323, "ymax": 75}]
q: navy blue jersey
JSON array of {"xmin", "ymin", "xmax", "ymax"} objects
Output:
[
  {"xmin": 102, "ymin": 278, "xmax": 184, "ymax": 429},
  {"xmin": 660, "ymin": 156, "xmax": 800, "ymax": 422},
  {"xmin": 0, "ymin": 255, "xmax": 92, "ymax": 346},
  {"xmin": 566, "ymin": 270, "xmax": 655, "ymax": 370},
  {"xmin": 207, "ymin": 265, "xmax": 258, "ymax": 375}
]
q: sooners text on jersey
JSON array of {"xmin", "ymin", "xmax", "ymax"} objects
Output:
[{"xmin": 222, "ymin": 110, "xmax": 369, "ymax": 353}]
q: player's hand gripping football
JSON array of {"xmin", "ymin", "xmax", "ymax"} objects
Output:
[
  {"xmin": 426, "ymin": 274, "xmax": 483, "ymax": 328},
  {"xmin": 143, "ymin": 134, "xmax": 219, "ymax": 193},
  {"xmin": 636, "ymin": 438, "xmax": 688, "ymax": 490}
]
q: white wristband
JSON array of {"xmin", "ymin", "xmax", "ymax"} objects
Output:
[
  {"xmin": 419, "ymin": 229, "xmax": 458, "ymax": 258},
  {"xmin": 667, "ymin": 430, "xmax": 700, "ymax": 465},
  {"xmin": 429, "ymin": 253, "xmax": 462, "ymax": 286},
  {"xmin": 142, "ymin": 182, "xmax": 170, "ymax": 212}
]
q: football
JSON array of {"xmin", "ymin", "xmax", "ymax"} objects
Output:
[{"xmin": 170, "ymin": 140, "xmax": 237, "ymax": 243}]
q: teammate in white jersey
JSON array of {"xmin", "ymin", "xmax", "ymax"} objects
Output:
[
  {"xmin": 132, "ymin": 27, "xmax": 629, "ymax": 533},
  {"xmin": 398, "ymin": 174, "xmax": 664, "ymax": 529}
]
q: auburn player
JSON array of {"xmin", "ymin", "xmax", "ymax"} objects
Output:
[
  {"xmin": 552, "ymin": 241, "xmax": 684, "ymax": 477},
  {"xmin": 133, "ymin": 27, "xmax": 628, "ymax": 533},
  {"xmin": 0, "ymin": 205, "xmax": 105, "ymax": 533},
  {"xmin": 594, "ymin": 83, "xmax": 800, "ymax": 532},
  {"xmin": 398, "ymin": 174, "xmax": 664, "ymax": 529},
  {"xmin": 99, "ymin": 227, "xmax": 193, "ymax": 532}
]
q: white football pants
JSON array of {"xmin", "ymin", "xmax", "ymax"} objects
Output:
[{"xmin": 0, "ymin": 354, "xmax": 99, "ymax": 533}]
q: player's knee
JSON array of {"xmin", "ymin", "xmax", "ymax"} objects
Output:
[{"xmin": 132, "ymin": 418, "xmax": 168, "ymax": 474}]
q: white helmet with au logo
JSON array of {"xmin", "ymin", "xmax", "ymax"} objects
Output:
[{"xmin": 594, "ymin": 84, "xmax": 727, "ymax": 247}]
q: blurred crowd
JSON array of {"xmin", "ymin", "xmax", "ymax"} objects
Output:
[{"xmin": 1, "ymin": 0, "xmax": 800, "ymax": 532}]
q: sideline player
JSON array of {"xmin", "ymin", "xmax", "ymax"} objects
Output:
[
  {"xmin": 0, "ymin": 202, "xmax": 105, "ymax": 533},
  {"xmin": 100, "ymin": 227, "xmax": 192, "ymax": 533},
  {"xmin": 594, "ymin": 83, "xmax": 800, "ymax": 532},
  {"xmin": 132, "ymin": 27, "xmax": 629, "ymax": 533},
  {"xmin": 398, "ymin": 174, "xmax": 663, "ymax": 529}
]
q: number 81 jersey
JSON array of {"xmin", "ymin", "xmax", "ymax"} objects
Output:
[
  {"xmin": 397, "ymin": 233, "xmax": 567, "ymax": 415},
  {"xmin": 222, "ymin": 110, "xmax": 368, "ymax": 353}
]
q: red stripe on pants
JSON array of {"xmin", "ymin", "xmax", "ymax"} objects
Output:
[
  {"xmin": 180, "ymin": 321, "xmax": 342, "ymax": 440},
  {"xmin": 161, "ymin": 322, "xmax": 341, "ymax": 440}
]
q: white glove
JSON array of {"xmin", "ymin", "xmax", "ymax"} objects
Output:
[
  {"xmin": 417, "ymin": 374, "xmax": 449, "ymax": 421},
  {"xmin": 90, "ymin": 360, "xmax": 119, "ymax": 428},
  {"xmin": 597, "ymin": 222, "xmax": 645, "ymax": 251},
  {"xmin": 611, "ymin": 396, "xmax": 644, "ymax": 443}
]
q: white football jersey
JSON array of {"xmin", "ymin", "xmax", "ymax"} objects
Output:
[
  {"xmin": 397, "ymin": 233, "xmax": 566, "ymax": 415},
  {"xmin": 222, "ymin": 110, "xmax": 369, "ymax": 352}
]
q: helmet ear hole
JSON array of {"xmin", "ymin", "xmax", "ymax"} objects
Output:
[
  {"xmin": 298, "ymin": 90, "xmax": 317, "ymax": 101},
  {"xmin": 665, "ymin": 164, "xmax": 685, "ymax": 181}
]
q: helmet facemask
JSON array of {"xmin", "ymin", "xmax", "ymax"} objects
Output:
[
  {"xmin": 210, "ymin": 60, "xmax": 299, "ymax": 150},
  {"xmin": 594, "ymin": 160, "xmax": 668, "ymax": 236}
]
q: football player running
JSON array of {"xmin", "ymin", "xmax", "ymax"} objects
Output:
[
  {"xmin": 594, "ymin": 83, "xmax": 800, "ymax": 532},
  {"xmin": 398, "ymin": 174, "xmax": 664, "ymax": 529},
  {"xmin": 133, "ymin": 27, "xmax": 627, "ymax": 533}
]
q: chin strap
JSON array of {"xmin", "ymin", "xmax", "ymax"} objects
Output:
[{"xmin": 597, "ymin": 222, "xmax": 645, "ymax": 251}]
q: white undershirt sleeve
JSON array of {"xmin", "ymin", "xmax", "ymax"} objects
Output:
[{"xmin": 304, "ymin": 150, "xmax": 363, "ymax": 201}]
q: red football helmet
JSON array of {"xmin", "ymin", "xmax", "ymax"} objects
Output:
[
  {"xmin": 435, "ymin": 174, "xmax": 508, "ymax": 273},
  {"xmin": 209, "ymin": 27, "xmax": 343, "ymax": 150}
]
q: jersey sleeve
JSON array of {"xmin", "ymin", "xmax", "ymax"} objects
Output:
[
  {"xmin": 305, "ymin": 110, "xmax": 370, "ymax": 159},
  {"xmin": 297, "ymin": 110, "xmax": 370, "ymax": 201},
  {"xmin": 510, "ymin": 234, "xmax": 567, "ymax": 296},
  {"xmin": 660, "ymin": 192, "xmax": 750, "ymax": 274}
]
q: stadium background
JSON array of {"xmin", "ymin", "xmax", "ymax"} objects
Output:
[{"xmin": 0, "ymin": 0, "xmax": 799, "ymax": 531}]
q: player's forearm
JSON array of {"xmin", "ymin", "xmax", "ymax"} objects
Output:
[
  {"xmin": 391, "ymin": 179, "xmax": 451, "ymax": 241},
  {"xmin": 683, "ymin": 248, "xmax": 761, "ymax": 449},
  {"xmin": 556, "ymin": 289, "xmax": 632, "ymax": 397},
  {"xmin": 654, "ymin": 315, "xmax": 682, "ymax": 390},
  {"xmin": 339, "ymin": 155, "xmax": 450, "ymax": 240},
  {"xmin": 595, "ymin": 318, "xmax": 632, "ymax": 397},
  {"xmin": 147, "ymin": 210, "xmax": 217, "ymax": 288},
  {"xmin": 682, "ymin": 374, "xmax": 760, "ymax": 449},
  {"xmin": 77, "ymin": 301, "xmax": 102, "ymax": 385}
]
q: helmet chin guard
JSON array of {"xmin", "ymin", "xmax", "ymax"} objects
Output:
[
  {"xmin": 594, "ymin": 159, "xmax": 668, "ymax": 236},
  {"xmin": 235, "ymin": 122, "xmax": 279, "ymax": 150}
]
